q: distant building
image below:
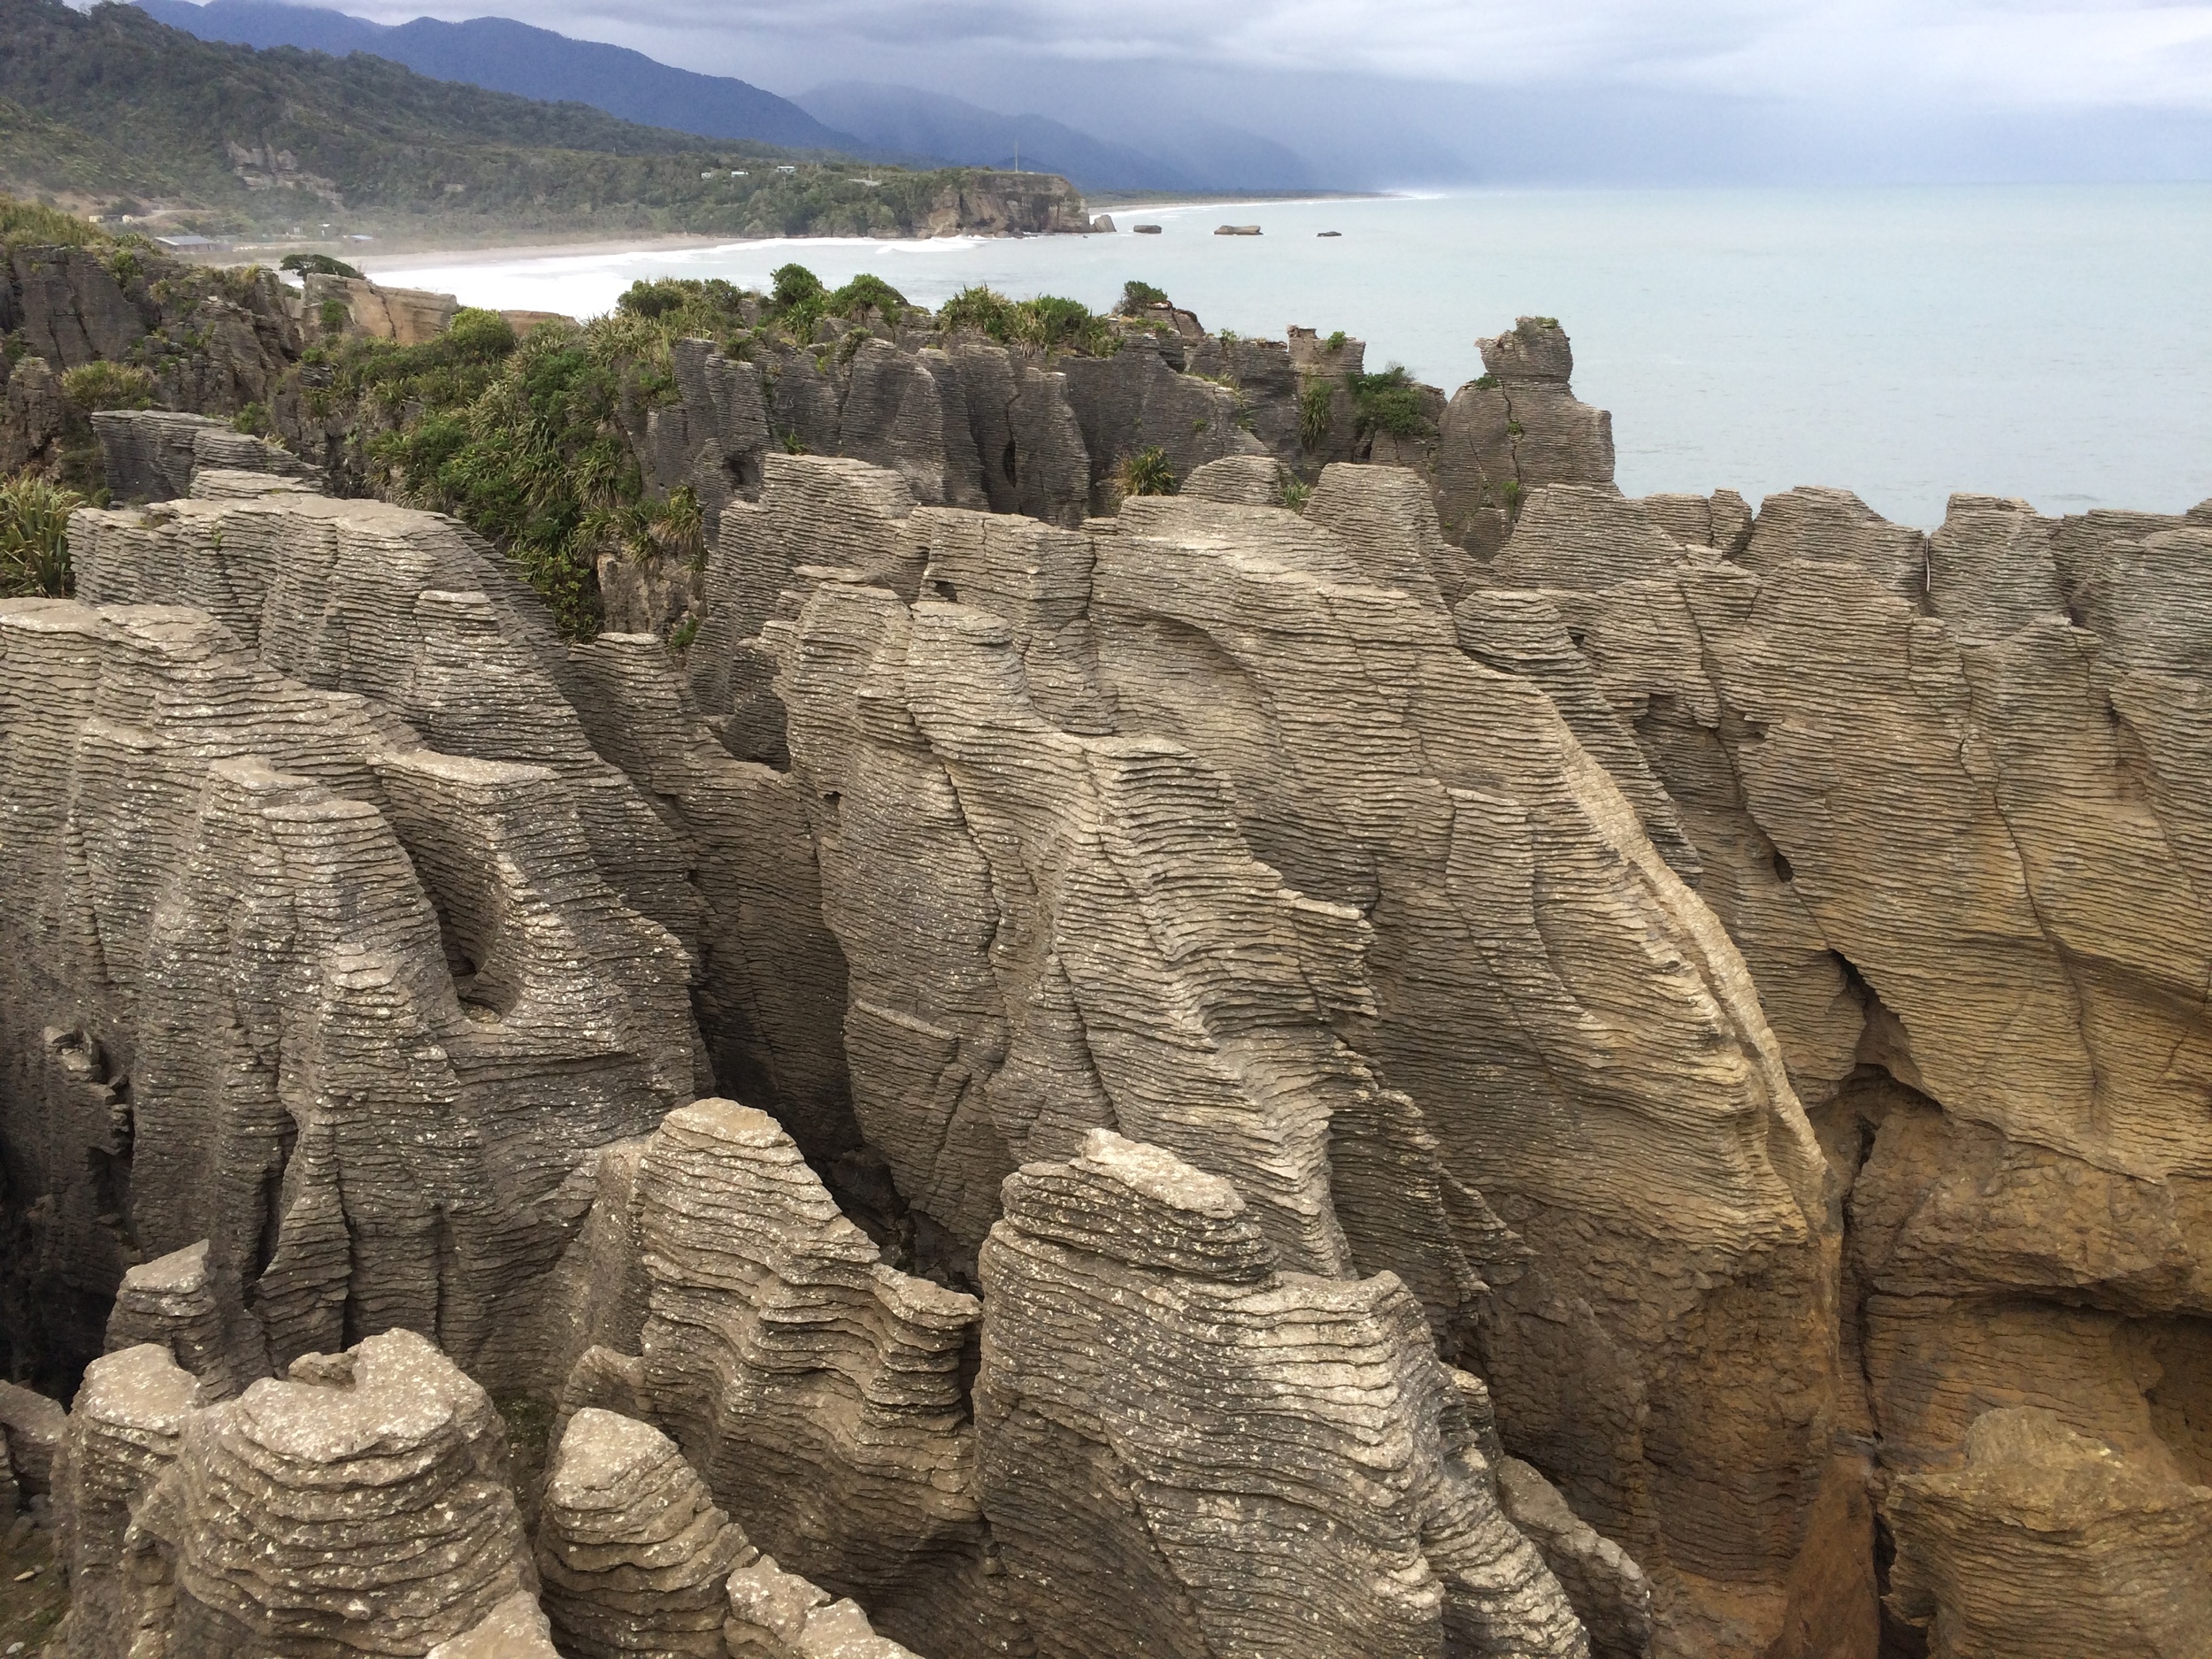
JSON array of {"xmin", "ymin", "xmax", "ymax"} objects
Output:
[
  {"xmin": 776, "ymin": 165, "xmax": 797, "ymax": 174},
  {"xmin": 154, "ymin": 234, "xmax": 226, "ymax": 250}
]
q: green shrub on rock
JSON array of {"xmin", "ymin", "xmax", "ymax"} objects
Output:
[
  {"xmin": 1298, "ymin": 381, "xmax": 1334, "ymax": 449},
  {"xmin": 1117, "ymin": 445, "xmax": 1175, "ymax": 499},
  {"xmin": 58, "ymin": 361, "xmax": 153, "ymax": 412},
  {"xmin": 280, "ymin": 252, "xmax": 365, "ymax": 280},
  {"xmin": 0, "ymin": 471, "xmax": 84, "ymax": 597},
  {"xmin": 1346, "ymin": 365, "xmax": 1431, "ymax": 440}
]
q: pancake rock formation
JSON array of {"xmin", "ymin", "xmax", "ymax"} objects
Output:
[{"xmin": 6, "ymin": 310, "xmax": 2212, "ymax": 1659}]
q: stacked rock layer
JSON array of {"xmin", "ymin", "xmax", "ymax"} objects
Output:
[{"xmin": 8, "ymin": 317, "xmax": 2211, "ymax": 1659}]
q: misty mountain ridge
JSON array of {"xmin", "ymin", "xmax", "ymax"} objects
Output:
[
  {"xmin": 130, "ymin": 0, "xmax": 1326, "ymax": 191},
  {"xmin": 129, "ymin": 0, "xmax": 873, "ymax": 156},
  {"xmin": 795, "ymin": 81, "xmax": 1317, "ymax": 192}
]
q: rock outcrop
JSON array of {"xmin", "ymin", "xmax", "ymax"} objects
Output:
[
  {"xmin": 300, "ymin": 273, "xmax": 460, "ymax": 346},
  {"xmin": 723, "ymin": 1555, "xmax": 926, "ymax": 1659},
  {"xmin": 1430, "ymin": 319, "xmax": 1617, "ymax": 559},
  {"xmin": 102, "ymin": 1241, "xmax": 259, "ymax": 1403},
  {"xmin": 557, "ymin": 1099, "xmax": 992, "ymax": 1658},
  {"xmin": 1885, "ymin": 1409, "xmax": 2212, "ymax": 1657},
  {"xmin": 534, "ymin": 1408, "xmax": 749, "ymax": 1658},
  {"xmin": 977, "ymin": 1130, "xmax": 1586, "ymax": 1658},
  {"xmin": 0, "ymin": 473, "xmax": 746, "ymax": 1395},
  {"xmin": 52, "ymin": 1341, "xmax": 198, "ymax": 1659},
  {"xmin": 0, "ymin": 238, "xmax": 300, "ymax": 479},
  {"xmin": 749, "ymin": 452, "xmax": 1832, "ymax": 1653},
  {"xmin": 152, "ymin": 1329, "xmax": 535, "ymax": 1657},
  {"xmin": 54, "ymin": 1328, "xmax": 535, "ymax": 1659},
  {"xmin": 1474, "ymin": 473, "xmax": 2212, "ymax": 1652},
  {"xmin": 918, "ymin": 170, "xmax": 1093, "ymax": 237},
  {"xmin": 12, "ymin": 288, "xmax": 2212, "ymax": 1659}
]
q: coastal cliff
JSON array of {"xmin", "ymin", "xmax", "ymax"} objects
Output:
[{"xmin": 5, "ymin": 200, "xmax": 2212, "ymax": 1659}]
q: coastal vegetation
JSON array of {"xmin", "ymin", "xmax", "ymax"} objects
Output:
[
  {"xmin": 0, "ymin": 469, "xmax": 81, "ymax": 597},
  {"xmin": 326, "ymin": 305, "xmax": 644, "ymax": 634},
  {"xmin": 281, "ymin": 252, "xmax": 364, "ymax": 279},
  {"xmin": 318, "ymin": 265, "xmax": 1162, "ymax": 632},
  {"xmin": 1347, "ymin": 365, "xmax": 1432, "ymax": 439},
  {"xmin": 1117, "ymin": 446, "xmax": 1176, "ymax": 497}
]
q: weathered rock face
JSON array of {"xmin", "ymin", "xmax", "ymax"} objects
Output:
[
  {"xmin": 556, "ymin": 1098, "xmax": 993, "ymax": 1658},
  {"xmin": 0, "ymin": 240, "xmax": 300, "ymax": 479},
  {"xmin": 299, "ymin": 273, "xmax": 460, "ymax": 346},
  {"xmin": 918, "ymin": 170, "xmax": 1093, "ymax": 236},
  {"xmin": 0, "ymin": 588, "xmax": 694, "ymax": 1395},
  {"xmin": 752, "ymin": 452, "xmax": 1833, "ymax": 1654},
  {"xmin": 723, "ymin": 1553, "xmax": 926, "ymax": 1659},
  {"xmin": 535, "ymin": 1408, "xmax": 750, "ymax": 1659},
  {"xmin": 1885, "ymin": 1409, "xmax": 2212, "ymax": 1658},
  {"xmin": 1431, "ymin": 319, "xmax": 1617, "ymax": 559},
  {"xmin": 13, "ymin": 293, "xmax": 2212, "ymax": 1659},
  {"xmin": 1478, "ymin": 475, "xmax": 2212, "ymax": 1652},
  {"xmin": 103, "ymin": 1240, "xmax": 260, "ymax": 1404},
  {"xmin": 1057, "ymin": 334, "xmax": 1267, "ymax": 513},
  {"xmin": 53, "ymin": 1341, "xmax": 198, "ymax": 1659},
  {"xmin": 0, "ymin": 472, "xmax": 805, "ymax": 1394},
  {"xmin": 92, "ymin": 410, "xmax": 319, "ymax": 503},
  {"xmin": 142, "ymin": 1328, "xmax": 534, "ymax": 1658},
  {"xmin": 977, "ymin": 1130, "xmax": 1586, "ymax": 1658}
]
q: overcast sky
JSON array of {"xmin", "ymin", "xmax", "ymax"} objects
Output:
[{"xmin": 283, "ymin": 0, "xmax": 2212, "ymax": 181}]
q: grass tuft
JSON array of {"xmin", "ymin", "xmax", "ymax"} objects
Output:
[{"xmin": 0, "ymin": 469, "xmax": 85, "ymax": 596}]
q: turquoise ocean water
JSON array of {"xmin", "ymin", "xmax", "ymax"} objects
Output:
[{"xmin": 378, "ymin": 187, "xmax": 2212, "ymax": 528}]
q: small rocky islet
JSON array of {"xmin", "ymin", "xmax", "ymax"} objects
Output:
[{"xmin": 3, "ymin": 212, "xmax": 2212, "ymax": 1659}]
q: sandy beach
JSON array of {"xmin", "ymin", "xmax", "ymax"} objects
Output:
[{"xmin": 341, "ymin": 232, "xmax": 730, "ymax": 272}]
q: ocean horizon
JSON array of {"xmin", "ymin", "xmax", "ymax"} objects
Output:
[{"xmin": 375, "ymin": 184, "xmax": 2212, "ymax": 528}]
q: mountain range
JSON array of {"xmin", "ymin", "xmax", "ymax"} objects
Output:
[
  {"xmin": 792, "ymin": 82, "xmax": 1315, "ymax": 194},
  {"xmin": 130, "ymin": 0, "xmax": 1320, "ymax": 191},
  {"xmin": 129, "ymin": 0, "xmax": 869, "ymax": 157},
  {"xmin": 0, "ymin": 0, "xmax": 1069, "ymax": 239}
]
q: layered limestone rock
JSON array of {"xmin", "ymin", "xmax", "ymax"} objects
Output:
[
  {"xmin": 0, "ymin": 240, "xmax": 299, "ymax": 474},
  {"xmin": 1480, "ymin": 476, "xmax": 2212, "ymax": 1653},
  {"xmin": 67, "ymin": 491, "xmax": 701, "ymax": 951},
  {"xmin": 52, "ymin": 1343, "xmax": 198, "ymax": 1659},
  {"xmin": 754, "ymin": 453, "xmax": 1829, "ymax": 1655},
  {"xmin": 558, "ymin": 1099, "xmax": 991, "ymax": 1658},
  {"xmin": 918, "ymin": 170, "xmax": 1093, "ymax": 237},
  {"xmin": 1092, "ymin": 474, "xmax": 1833, "ymax": 1655},
  {"xmin": 0, "ymin": 514, "xmax": 695, "ymax": 1392},
  {"xmin": 978, "ymin": 1130, "xmax": 1587, "ymax": 1658},
  {"xmin": 91, "ymin": 409, "xmax": 317, "ymax": 504},
  {"xmin": 17, "ymin": 277, "xmax": 2212, "ymax": 1659},
  {"xmin": 535, "ymin": 1409, "xmax": 750, "ymax": 1658},
  {"xmin": 102, "ymin": 1241, "xmax": 260, "ymax": 1403},
  {"xmin": 568, "ymin": 631, "xmax": 856, "ymax": 1161},
  {"xmin": 1884, "ymin": 1409, "xmax": 2212, "ymax": 1657},
  {"xmin": 426, "ymin": 1592, "xmax": 563, "ymax": 1659},
  {"xmin": 775, "ymin": 527, "xmax": 1409, "ymax": 1291},
  {"xmin": 723, "ymin": 1555, "xmax": 926, "ymax": 1659},
  {"xmin": 138, "ymin": 1328, "xmax": 536, "ymax": 1658},
  {"xmin": 1432, "ymin": 319, "xmax": 1617, "ymax": 558},
  {"xmin": 1058, "ymin": 334, "xmax": 1268, "ymax": 513},
  {"xmin": 299, "ymin": 273, "xmax": 460, "ymax": 346}
]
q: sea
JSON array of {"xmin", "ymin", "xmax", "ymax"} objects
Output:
[{"xmin": 374, "ymin": 186, "xmax": 2212, "ymax": 529}]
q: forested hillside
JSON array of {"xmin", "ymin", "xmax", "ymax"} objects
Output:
[{"xmin": 0, "ymin": 0, "xmax": 1081, "ymax": 240}]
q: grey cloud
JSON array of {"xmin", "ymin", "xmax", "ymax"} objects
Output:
[{"xmin": 334, "ymin": 0, "xmax": 2212, "ymax": 106}]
